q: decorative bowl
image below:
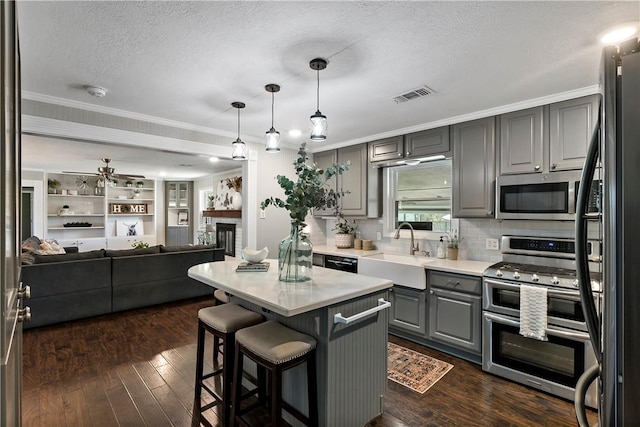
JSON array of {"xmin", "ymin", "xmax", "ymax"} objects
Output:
[{"xmin": 241, "ymin": 247, "xmax": 269, "ymax": 263}]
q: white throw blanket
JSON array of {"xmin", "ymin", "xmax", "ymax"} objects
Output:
[{"xmin": 519, "ymin": 284, "xmax": 548, "ymax": 341}]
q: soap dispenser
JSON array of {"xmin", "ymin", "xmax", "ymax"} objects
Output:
[{"xmin": 437, "ymin": 236, "xmax": 446, "ymax": 259}]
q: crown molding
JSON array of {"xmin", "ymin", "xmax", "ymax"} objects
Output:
[
  {"xmin": 21, "ymin": 90, "xmax": 263, "ymax": 144},
  {"xmin": 314, "ymin": 84, "xmax": 600, "ymax": 152}
]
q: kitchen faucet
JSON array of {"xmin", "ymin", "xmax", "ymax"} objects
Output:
[{"xmin": 394, "ymin": 222, "xmax": 419, "ymax": 255}]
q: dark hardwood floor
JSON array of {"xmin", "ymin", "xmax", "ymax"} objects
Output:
[{"xmin": 22, "ymin": 297, "xmax": 596, "ymax": 426}]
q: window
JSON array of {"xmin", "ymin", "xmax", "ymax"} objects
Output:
[{"xmin": 385, "ymin": 159, "xmax": 455, "ymax": 237}]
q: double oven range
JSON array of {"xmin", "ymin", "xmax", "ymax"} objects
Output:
[{"xmin": 482, "ymin": 236, "xmax": 601, "ymax": 408}]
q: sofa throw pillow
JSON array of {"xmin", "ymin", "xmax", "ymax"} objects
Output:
[
  {"xmin": 37, "ymin": 239, "xmax": 66, "ymax": 255},
  {"xmin": 21, "ymin": 236, "xmax": 41, "ymax": 254},
  {"xmin": 33, "ymin": 249, "xmax": 105, "ymax": 264},
  {"xmin": 105, "ymin": 245, "xmax": 161, "ymax": 257}
]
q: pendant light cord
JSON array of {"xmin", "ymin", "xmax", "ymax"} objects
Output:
[
  {"xmin": 271, "ymin": 92, "xmax": 275, "ymax": 128},
  {"xmin": 237, "ymin": 107, "xmax": 240, "ymax": 139},
  {"xmin": 316, "ymin": 69, "xmax": 320, "ymax": 111}
]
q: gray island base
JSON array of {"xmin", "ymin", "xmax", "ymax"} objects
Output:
[{"xmin": 188, "ymin": 259, "xmax": 393, "ymax": 427}]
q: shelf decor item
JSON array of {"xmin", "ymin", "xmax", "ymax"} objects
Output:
[
  {"xmin": 261, "ymin": 143, "xmax": 349, "ymax": 282},
  {"xmin": 125, "ymin": 180, "xmax": 133, "ymax": 187},
  {"xmin": 47, "ymin": 178, "xmax": 61, "ymax": 194},
  {"xmin": 136, "ymin": 181, "xmax": 144, "ymax": 188}
]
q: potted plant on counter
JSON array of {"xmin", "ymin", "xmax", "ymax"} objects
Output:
[
  {"xmin": 261, "ymin": 143, "xmax": 350, "ymax": 282},
  {"xmin": 333, "ymin": 213, "xmax": 357, "ymax": 249},
  {"xmin": 446, "ymin": 231, "xmax": 463, "ymax": 260}
]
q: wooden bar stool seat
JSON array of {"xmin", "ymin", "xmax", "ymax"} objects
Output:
[
  {"xmin": 193, "ymin": 303, "xmax": 263, "ymax": 427},
  {"xmin": 231, "ymin": 320, "xmax": 318, "ymax": 427}
]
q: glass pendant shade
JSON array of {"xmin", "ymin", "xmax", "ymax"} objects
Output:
[
  {"xmin": 310, "ymin": 111, "xmax": 327, "ymax": 141},
  {"xmin": 231, "ymin": 101, "xmax": 246, "ymax": 160},
  {"xmin": 232, "ymin": 138, "xmax": 247, "ymax": 160},
  {"xmin": 265, "ymin": 127, "xmax": 281, "ymax": 152},
  {"xmin": 264, "ymin": 84, "xmax": 281, "ymax": 152},
  {"xmin": 309, "ymin": 58, "xmax": 328, "ymax": 141}
]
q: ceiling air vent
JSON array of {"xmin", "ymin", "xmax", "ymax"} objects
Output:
[{"xmin": 392, "ymin": 85, "xmax": 435, "ymax": 104}]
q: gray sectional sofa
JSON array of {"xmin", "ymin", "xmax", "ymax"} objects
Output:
[{"xmin": 20, "ymin": 245, "xmax": 225, "ymax": 328}]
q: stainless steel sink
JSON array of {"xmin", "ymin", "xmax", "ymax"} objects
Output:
[{"xmin": 357, "ymin": 253, "xmax": 433, "ymax": 290}]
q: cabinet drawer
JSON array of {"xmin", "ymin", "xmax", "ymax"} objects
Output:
[{"xmin": 427, "ymin": 270, "xmax": 481, "ymax": 294}]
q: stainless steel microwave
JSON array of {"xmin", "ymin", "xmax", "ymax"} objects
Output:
[{"xmin": 496, "ymin": 170, "xmax": 600, "ymax": 220}]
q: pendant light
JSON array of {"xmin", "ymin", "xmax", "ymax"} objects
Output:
[
  {"xmin": 264, "ymin": 84, "xmax": 281, "ymax": 152},
  {"xmin": 309, "ymin": 58, "xmax": 328, "ymax": 141},
  {"xmin": 231, "ymin": 101, "xmax": 247, "ymax": 160}
]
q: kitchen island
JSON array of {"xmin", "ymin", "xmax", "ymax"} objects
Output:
[{"xmin": 188, "ymin": 259, "xmax": 393, "ymax": 427}]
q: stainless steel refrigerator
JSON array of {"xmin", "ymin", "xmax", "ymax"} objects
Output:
[{"xmin": 575, "ymin": 40, "xmax": 640, "ymax": 426}]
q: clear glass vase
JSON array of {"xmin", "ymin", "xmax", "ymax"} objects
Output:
[{"xmin": 278, "ymin": 222, "xmax": 313, "ymax": 282}]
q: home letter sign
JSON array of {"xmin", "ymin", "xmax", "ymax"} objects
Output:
[{"xmin": 109, "ymin": 203, "xmax": 147, "ymax": 214}]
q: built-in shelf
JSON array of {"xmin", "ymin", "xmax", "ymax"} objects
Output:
[
  {"xmin": 202, "ymin": 209, "xmax": 241, "ymax": 218},
  {"xmin": 48, "ymin": 226, "xmax": 105, "ymax": 230},
  {"xmin": 48, "ymin": 213, "xmax": 104, "ymax": 217}
]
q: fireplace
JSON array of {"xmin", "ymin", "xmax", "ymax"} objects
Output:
[{"xmin": 216, "ymin": 223, "xmax": 236, "ymax": 257}]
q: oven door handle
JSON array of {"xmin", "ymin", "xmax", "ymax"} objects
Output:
[
  {"xmin": 484, "ymin": 312, "xmax": 591, "ymax": 342},
  {"xmin": 545, "ymin": 325, "xmax": 591, "ymax": 341},
  {"xmin": 484, "ymin": 278, "xmax": 582, "ymax": 301}
]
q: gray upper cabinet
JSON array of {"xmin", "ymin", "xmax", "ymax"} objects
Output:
[
  {"xmin": 368, "ymin": 136, "xmax": 403, "ymax": 162},
  {"xmin": 313, "ymin": 150, "xmax": 338, "ymax": 216},
  {"xmin": 314, "ymin": 143, "xmax": 380, "ymax": 217},
  {"xmin": 404, "ymin": 127, "xmax": 450, "ymax": 159},
  {"xmin": 338, "ymin": 143, "xmax": 368, "ymax": 216},
  {"xmin": 452, "ymin": 116, "xmax": 496, "ymax": 218},
  {"xmin": 499, "ymin": 106, "xmax": 545, "ymax": 174},
  {"xmin": 549, "ymin": 94, "xmax": 600, "ymax": 171}
]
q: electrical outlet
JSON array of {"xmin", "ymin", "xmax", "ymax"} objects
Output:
[
  {"xmin": 486, "ymin": 238, "xmax": 499, "ymax": 250},
  {"xmin": 259, "ymin": 209, "xmax": 266, "ymax": 219},
  {"xmin": 376, "ymin": 232, "xmax": 382, "ymax": 240}
]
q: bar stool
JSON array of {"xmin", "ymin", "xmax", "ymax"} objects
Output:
[
  {"xmin": 212, "ymin": 289, "xmax": 230, "ymax": 361},
  {"xmin": 193, "ymin": 303, "xmax": 263, "ymax": 427},
  {"xmin": 231, "ymin": 320, "xmax": 318, "ymax": 427}
]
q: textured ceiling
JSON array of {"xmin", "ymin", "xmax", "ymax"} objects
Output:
[{"xmin": 17, "ymin": 1, "xmax": 640, "ymax": 177}]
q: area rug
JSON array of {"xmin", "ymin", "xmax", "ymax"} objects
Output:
[{"xmin": 387, "ymin": 342, "xmax": 454, "ymax": 394}]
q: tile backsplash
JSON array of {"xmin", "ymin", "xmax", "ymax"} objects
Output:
[{"xmin": 317, "ymin": 216, "xmax": 583, "ymax": 262}]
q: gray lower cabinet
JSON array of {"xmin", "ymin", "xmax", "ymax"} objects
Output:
[
  {"xmin": 427, "ymin": 270, "xmax": 482, "ymax": 354},
  {"xmin": 166, "ymin": 226, "xmax": 189, "ymax": 246},
  {"xmin": 389, "ymin": 286, "xmax": 426, "ymax": 336},
  {"xmin": 428, "ymin": 287, "xmax": 481, "ymax": 354},
  {"xmin": 452, "ymin": 116, "xmax": 496, "ymax": 217}
]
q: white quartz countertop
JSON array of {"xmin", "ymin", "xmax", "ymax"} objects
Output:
[
  {"xmin": 313, "ymin": 245, "xmax": 382, "ymax": 258},
  {"xmin": 188, "ymin": 259, "xmax": 392, "ymax": 317},
  {"xmin": 422, "ymin": 259, "xmax": 493, "ymax": 277},
  {"xmin": 314, "ymin": 246, "xmax": 492, "ymax": 277}
]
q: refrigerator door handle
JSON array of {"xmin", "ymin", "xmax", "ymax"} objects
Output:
[{"xmin": 575, "ymin": 111, "xmax": 602, "ymax": 363}]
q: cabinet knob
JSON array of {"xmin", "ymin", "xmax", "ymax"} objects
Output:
[
  {"xmin": 406, "ymin": 152, "xmax": 411, "ymax": 156},
  {"xmin": 551, "ymin": 163, "xmax": 557, "ymax": 170},
  {"xmin": 17, "ymin": 284, "xmax": 30, "ymax": 300},
  {"xmin": 429, "ymin": 290, "xmax": 434, "ymax": 295},
  {"xmin": 18, "ymin": 306, "xmax": 31, "ymax": 323},
  {"xmin": 534, "ymin": 165, "xmax": 541, "ymax": 171},
  {"xmin": 398, "ymin": 152, "xmax": 403, "ymax": 157}
]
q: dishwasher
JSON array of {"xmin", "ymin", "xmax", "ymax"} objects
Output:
[{"xmin": 312, "ymin": 253, "xmax": 358, "ymax": 273}]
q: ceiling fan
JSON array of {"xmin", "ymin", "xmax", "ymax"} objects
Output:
[{"xmin": 63, "ymin": 158, "xmax": 145, "ymax": 180}]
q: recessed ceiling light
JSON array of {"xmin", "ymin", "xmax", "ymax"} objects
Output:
[
  {"xmin": 209, "ymin": 157, "xmax": 219, "ymax": 162},
  {"xmin": 158, "ymin": 171, "xmax": 167, "ymax": 177},
  {"xmin": 289, "ymin": 129, "xmax": 302, "ymax": 137},
  {"xmin": 600, "ymin": 24, "xmax": 638, "ymax": 45}
]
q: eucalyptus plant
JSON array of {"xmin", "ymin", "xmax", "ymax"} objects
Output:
[{"xmin": 261, "ymin": 143, "xmax": 350, "ymax": 229}]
